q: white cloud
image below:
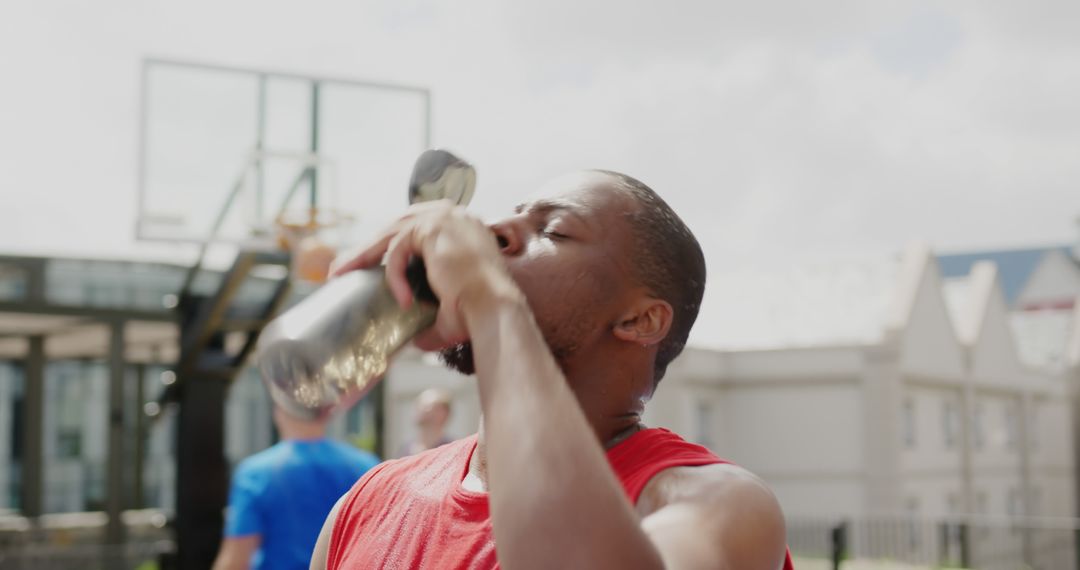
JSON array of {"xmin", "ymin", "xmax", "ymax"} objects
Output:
[{"xmin": 0, "ymin": 0, "xmax": 1077, "ymax": 273}]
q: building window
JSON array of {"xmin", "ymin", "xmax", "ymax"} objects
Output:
[
  {"xmin": 1028, "ymin": 404, "xmax": 1039, "ymax": 451},
  {"xmin": 973, "ymin": 403, "xmax": 985, "ymax": 450},
  {"xmin": 943, "ymin": 400, "xmax": 957, "ymax": 449},
  {"xmin": 0, "ymin": 264, "xmax": 27, "ymax": 301},
  {"xmin": 1007, "ymin": 488, "xmax": 1023, "ymax": 517},
  {"xmin": 1008, "ymin": 488, "xmax": 1024, "ymax": 535},
  {"xmin": 902, "ymin": 398, "xmax": 916, "ymax": 448},
  {"xmin": 1005, "ymin": 402, "xmax": 1019, "ymax": 450},
  {"xmin": 946, "ymin": 492, "xmax": 960, "ymax": 517},
  {"xmin": 53, "ymin": 368, "xmax": 86, "ymax": 460}
]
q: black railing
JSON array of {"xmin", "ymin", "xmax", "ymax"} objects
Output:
[
  {"xmin": 0, "ymin": 509, "xmax": 174, "ymax": 570},
  {"xmin": 788, "ymin": 515, "xmax": 1080, "ymax": 569}
]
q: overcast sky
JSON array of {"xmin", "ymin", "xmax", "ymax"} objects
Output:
[{"xmin": 2, "ymin": 0, "xmax": 1078, "ymax": 271}]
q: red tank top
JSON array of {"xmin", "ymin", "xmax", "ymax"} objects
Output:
[{"xmin": 328, "ymin": 428, "xmax": 794, "ymax": 569}]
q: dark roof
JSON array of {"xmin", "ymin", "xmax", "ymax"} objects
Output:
[{"xmin": 936, "ymin": 246, "xmax": 1074, "ymax": 304}]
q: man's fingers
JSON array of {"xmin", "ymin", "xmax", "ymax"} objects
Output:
[
  {"xmin": 329, "ymin": 213, "xmax": 419, "ymax": 277},
  {"xmin": 329, "ymin": 202, "xmax": 455, "ymax": 277},
  {"xmin": 384, "ymin": 230, "xmax": 418, "ymax": 308},
  {"xmin": 328, "ymin": 200, "xmax": 488, "ymax": 350},
  {"xmin": 328, "ymin": 245, "xmax": 362, "ymax": 276},
  {"xmin": 330, "ymin": 231, "xmax": 397, "ymax": 277}
]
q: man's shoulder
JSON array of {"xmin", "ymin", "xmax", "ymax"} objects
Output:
[
  {"xmin": 639, "ymin": 462, "xmax": 771, "ymax": 516},
  {"xmin": 649, "ymin": 462, "xmax": 762, "ymax": 491},
  {"xmin": 638, "ymin": 463, "xmax": 790, "ymax": 570},
  {"xmin": 611, "ymin": 428, "xmax": 725, "ymax": 475},
  {"xmin": 610, "ymin": 427, "xmax": 731, "ymax": 506},
  {"xmin": 625, "ymin": 428, "xmax": 747, "ymax": 495}
]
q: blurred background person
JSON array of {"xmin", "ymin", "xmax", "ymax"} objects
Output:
[
  {"xmin": 211, "ymin": 406, "xmax": 380, "ymax": 570},
  {"xmin": 398, "ymin": 388, "xmax": 453, "ymax": 457}
]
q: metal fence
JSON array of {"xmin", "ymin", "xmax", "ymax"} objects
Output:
[
  {"xmin": 0, "ymin": 542, "xmax": 173, "ymax": 570},
  {"xmin": 789, "ymin": 515, "xmax": 1080, "ymax": 570},
  {"xmin": 4, "ymin": 509, "xmax": 1080, "ymax": 569},
  {"xmin": 0, "ymin": 509, "xmax": 174, "ymax": 570}
]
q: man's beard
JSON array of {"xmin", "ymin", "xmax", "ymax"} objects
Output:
[
  {"xmin": 439, "ymin": 342, "xmax": 476, "ymax": 375},
  {"xmin": 438, "ymin": 336, "xmax": 580, "ymax": 376}
]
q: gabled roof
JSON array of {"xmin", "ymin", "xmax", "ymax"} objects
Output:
[
  {"xmin": 937, "ymin": 246, "xmax": 1074, "ymax": 304},
  {"xmin": 941, "ymin": 261, "xmax": 1000, "ymax": 347},
  {"xmin": 942, "ymin": 276, "xmax": 977, "ymax": 345}
]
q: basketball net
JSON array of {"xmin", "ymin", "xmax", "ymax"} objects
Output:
[{"xmin": 275, "ymin": 208, "xmax": 354, "ymax": 284}]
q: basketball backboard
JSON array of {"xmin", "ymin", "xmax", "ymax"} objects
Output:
[{"xmin": 137, "ymin": 59, "xmax": 431, "ymax": 249}]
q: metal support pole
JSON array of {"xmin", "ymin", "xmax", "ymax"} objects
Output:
[
  {"xmin": 958, "ymin": 523, "xmax": 971, "ymax": 569},
  {"xmin": 1018, "ymin": 393, "xmax": 1034, "ymax": 568},
  {"xmin": 255, "ymin": 75, "xmax": 267, "ymax": 224},
  {"xmin": 374, "ymin": 378, "xmax": 386, "ymax": 459},
  {"xmin": 309, "ymin": 81, "xmax": 321, "ymax": 209},
  {"xmin": 1075, "ymin": 527, "xmax": 1080, "ymax": 570},
  {"xmin": 21, "ymin": 335, "xmax": 45, "ymax": 518},
  {"xmin": 938, "ymin": 522, "xmax": 949, "ymax": 566},
  {"xmin": 423, "ymin": 90, "xmax": 432, "ymax": 149},
  {"xmin": 175, "ymin": 332, "xmax": 229, "ymax": 570},
  {"xmin": 133, "ymin": 362, "xmax": 146, "ymax": 509},
  {"xmin": 19, "ymin": 262, "xmax": 46, "ymax": 520},
  {"xmin": 105, "ymin": 321, "xmax": 126, "ymax": 545},
  {"xmin": 830, "ymin": 520, "xmax": 847, "ymax": 570}
]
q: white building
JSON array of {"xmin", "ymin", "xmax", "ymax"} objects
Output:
[
  {"xmin": 643, "ymin": 245, "xmax": 1078, "ymax": 523},
  {"xmin": 379, "ymin": 245, "xmax": 1080, "ymax": 533},
  {"xmin": 6, "ymin": 243, "xmax": 1075, "ymax": 562}
]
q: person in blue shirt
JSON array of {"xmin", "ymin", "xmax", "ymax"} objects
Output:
[{"xmin": 212, "ymin": 406, "xmax": 380, "ymax": 570}]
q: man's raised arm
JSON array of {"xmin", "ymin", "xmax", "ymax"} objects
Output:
[{"xmin": 465, "ymin": 289, "xmax": 786, "ymax": 569}]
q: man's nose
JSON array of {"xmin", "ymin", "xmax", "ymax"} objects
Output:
[{"xmin": 489, "ymin": 219, "xmax": 524, "ymax": 256}]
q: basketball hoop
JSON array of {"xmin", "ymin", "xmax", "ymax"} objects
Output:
[{"xmin": 275, "ymin": 208, "xmax": 355, "ymax": 284}]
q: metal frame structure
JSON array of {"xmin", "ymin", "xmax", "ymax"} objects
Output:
[
  {"xmin": 0, "ymin": 252, "xmax": 308, "ymax": 568},
  {"xmin": 0, "ymin": 255, "xmax": 176, "ymax": 552},
  {"xmin": 0, "ymin": 60, "xmax": 425, "ymax": 568},
  {"xmin": 137, "ymin": 58, "xmax": 429, "ymax": 568},
  {"xmin": 136, "ymin": 57, "xmax": 433, "ymax": 246}
]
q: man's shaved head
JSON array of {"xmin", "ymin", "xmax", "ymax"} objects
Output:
[
  {"xmin": 595, "ymin": 170, "xmax": 706, "ymax": 385},
  {"xmin": 441, "ymin": 170, "xmax": 705, "ymax": 390}
]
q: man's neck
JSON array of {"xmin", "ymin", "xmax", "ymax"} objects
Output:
[
  {"xmin": 462, "ymin": 345, "xmax": 654, "ymax": 492},
  {"xmin": 465, "ymin": 415, "xmax": 643, "ymax": 492}
]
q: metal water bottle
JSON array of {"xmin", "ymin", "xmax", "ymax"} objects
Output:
[{"xmin": 256, "ymin": 150, "xmax": 476, "ymax": 420}]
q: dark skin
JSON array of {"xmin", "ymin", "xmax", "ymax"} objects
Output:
[
  {"xmin": 464, "ymin": 181, "xmax": 659, "ymax": 489},
  {"xmin": 492, "ymin": 183, "xmax": 656, "ymax": 436},
  {"xmin": 312, "ymin": 172, "xmax": 787, "ymax": 569}
]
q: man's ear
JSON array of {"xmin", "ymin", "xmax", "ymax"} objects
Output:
[{"xmin": 613, "ymin": 298, "xmax": 673, "ymax": 346}]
